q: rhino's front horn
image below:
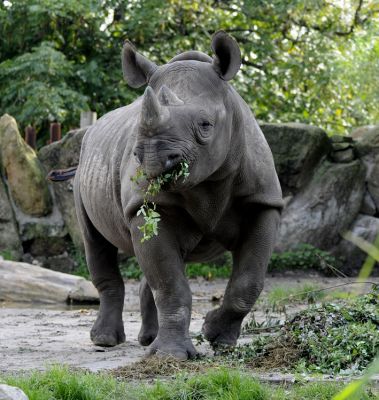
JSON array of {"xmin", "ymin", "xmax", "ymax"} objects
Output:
[
  {"xmin": 158, "ymin": 85, "xmax": 184, "ymax": 106},
  {"xmin": 140, "ymin": 86, "xmax": 169, "ymax": 131}
]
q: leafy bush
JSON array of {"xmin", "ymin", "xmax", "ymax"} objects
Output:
[
  {"xmin": 0, "ymin": 250, "xmax": 15, "ymax": 261},
  {"xmin": 71, "ymin": 243, "xmax": 340, "ymax": 280},
  {"xmin": 234, "ymin": 286, "xmax": 379, "ymax": 374},
  {"xmin": 268, "ymin": 244, "xmax": 341, "ymax": 274},
  {"xmin": 0, "ymin": 42, "xmax": 88, "ymax": 133}
]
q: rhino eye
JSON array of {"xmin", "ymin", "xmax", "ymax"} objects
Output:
[{"xmin": 199, "ymin": 121, "xmax": 212, "ymax": 130}]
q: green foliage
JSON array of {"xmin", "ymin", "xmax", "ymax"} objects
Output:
[
  {"xmin": 2, "ymin": 365, "xmax": 378, "ymax": 400},
  {"xmin": 132, "ymin": 161, "xmax": 189, "ymax": 242},
  {"xmin": 2, "ymin": 365, "xmax": 127, "ymax": 400},
  {"xmin": 0, "ymin": 41, "xmax": 88, "ymax": 132},
  {"xmin": 268, "ymin": 244, "xmax": 341, "ymax": 274},
  {"xmin": 0, "ymin": 249, "xmax": 15, "ymax": 261},
  {"xmin": 266, "ymin": 282, "xmax": 326, "ymax": 306},
  {"xmin": 1, "ymin": 0, "xmax": 378, "ymax": 141},
  {"xmin": 70, "ymin": 248, "xmax": 90, "ymax": 279},
  {"xmin": 235, "ymin": 286, "xmax": 379, "ymax": 374},
  {"xmin": 119, "ymin": 257, "xmax": 143, "ymax": 280},
  {"xmin": 70, "ymin": 243, "xmax": 339, "ymax": 280}
]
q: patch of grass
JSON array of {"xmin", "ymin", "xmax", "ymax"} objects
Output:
[
  {"xmin": 0, "ymin": 249, "xmax": 15, "ymax": 261},
  {"xmin": 186, "ymin": 262, "xmax": 231, "ymax": 279},
  {"xmin": 2, "ymin": 366, "xmax": 378, "ymax": 400},
  {"xmin": 233, "ymin": 286, "xmax": 379, "ymax": 374},
  {"xmin": 266, "ymin": 283, "xmax": 326, "ymax": 306},
  {"xmin": 2, "ymin": 366, "xmax": 127, "ymax": 400}
]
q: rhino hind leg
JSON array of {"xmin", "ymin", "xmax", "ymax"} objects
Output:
[
  {"xmin": 75, "ymin": 194, "xmax": 125, "ymax": 347},
  {"xmin": 202, "ymin": 207, "xmax": 280, "ymax": 348},
  {"xmin": 138, "ymin": 277, "xmax": 158, "ymax": 346}
]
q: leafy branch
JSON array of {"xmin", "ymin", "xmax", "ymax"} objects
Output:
[{"xmin": 131, "ymin": 161, "xmax": 189, "ymax": 242}]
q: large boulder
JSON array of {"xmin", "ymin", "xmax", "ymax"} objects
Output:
[
  {"xmin": 276, "ymin": 160, "xmax": 366, "ymax": 251},
  {"xmin": 0, "ymin": 259, "xmax": 98, "ymax": 304},
  {"xmin": 0, "ymin": 385, "xmax": 28, "ymax": 400},
  {"xmin": 0, "ymin": 114, "xmax": 52, "ymax": 216},
  {"xmin": 0, "ymin": 177, "xmax": 22, "ymax": 259},
  {"xmin": 333, "ymin": 214, "xmax": 379, "ymax": 273},
  {"xmin": 260, "ymin": 122, "xmax": 330, "ymax": 196},
  {"xmin": 39, "ymin": 128, "xmax": 87, "ymax": 248},
  {"xmin": 355, "ymin": 126, "xmax": 379, "ymax": 214}
]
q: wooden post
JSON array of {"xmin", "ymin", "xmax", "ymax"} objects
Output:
[
  {"xmin": 24, "ymin": 126, "xmax": 36, "ymax": 149},
  {"xmin": 50, "ymin": 122, "xmax": 61, "ymax": 143}
]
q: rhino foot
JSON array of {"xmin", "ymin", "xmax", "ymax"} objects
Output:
[
  {"xmin": 138, "ymin": 326, "xmax": 158, "ymax": 346},
  {"xmin": 202, "ymin": 308, "xmax": 242, "ymax": 348},
  {"xmin": 147, "ymin": 336, "xmax": 198, "ymax": 360},
  {"xmin": 90, "ymin": 315, "xmax": 125, "ymax": 347}
]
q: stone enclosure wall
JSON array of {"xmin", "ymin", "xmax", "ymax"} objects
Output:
[{"xmin": 0, "ymin": 113, "xmax": 378, "ymax": 274}]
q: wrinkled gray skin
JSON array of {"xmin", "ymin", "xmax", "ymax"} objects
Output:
[{"xmin": 74, "ymin": 31, "xmax": 283, "ymax": 360}]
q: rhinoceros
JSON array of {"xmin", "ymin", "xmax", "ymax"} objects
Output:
[{"xmin": 73, "ymin": 31, "xmax": 283, "ymax": 359}]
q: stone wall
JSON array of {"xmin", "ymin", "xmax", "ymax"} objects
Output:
[{"xmin": 0, "ymin": 114, "xmax": 378, "ymax": 274}]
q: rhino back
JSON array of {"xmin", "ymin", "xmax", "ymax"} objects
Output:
[{"xmin": 76, "ymin": 100, "xmax": 141, "ymax": 251}]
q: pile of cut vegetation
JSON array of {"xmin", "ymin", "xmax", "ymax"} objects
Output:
[{"xmin": 234, "ymin": 285, "xmax": 379, "ymax": 374}]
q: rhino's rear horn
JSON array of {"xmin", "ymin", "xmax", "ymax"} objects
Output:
[
  {"xmin": 140, "ymin": 87, "xmax": 169, "ymax": 132},
  {"xmin": 158, "ymin": 85, "xmax": 184, "ymax": 106}
]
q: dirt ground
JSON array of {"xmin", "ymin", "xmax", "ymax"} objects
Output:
[{"xmin": 1, "ymin": 274, "xmax": 377, "ymax": 373}]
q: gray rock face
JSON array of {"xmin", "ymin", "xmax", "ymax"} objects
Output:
[
  {"xmin": 355, "ymin": 126, "xmax": 379, "ymax": 214},
  {"xmin": 260, "ymin": 122, "xmax": 330, "ymax": 196},
  {"xmin": 0, "ymin": 177, "xmax": 22, "ymax": 259},
  {"xmin": 39, "ymin": 128, "xmax": 87, "ymax": 248},
  {"xmin": 0, "ymin": 385, "xmax": 28, "ymax": 400},
  {"xmin": 333, "ymin": 214, "xmax": 379, "ymax": 271},
  {"xmin": 277, "ymin": 160, "xmax": 366, "ymax": 251},
  {"xmin": 0, "ymin": 114, "xmax": 52, "ymax": 216}
]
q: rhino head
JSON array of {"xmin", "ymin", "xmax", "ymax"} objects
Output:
[{"xmin": 122, "ymin": 31, "xmax": 242, "ymax": 184}]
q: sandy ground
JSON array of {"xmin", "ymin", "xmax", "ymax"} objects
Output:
[{"xmin": 0, "ymin": 274, "xmax": 377, "ymax": 373}]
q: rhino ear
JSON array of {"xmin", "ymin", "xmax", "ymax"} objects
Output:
[
  {"xmin": 211, "ymin": 31, "xmax": 241, "ymax": 81},
  {"xmin": 122, "ymin": 40, "xmax": 158, "ymax": 88}
]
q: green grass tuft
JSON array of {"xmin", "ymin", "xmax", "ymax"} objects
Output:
[{"xmin": 2, "ymin": 366, "xmax": 378, "ymax": 400}]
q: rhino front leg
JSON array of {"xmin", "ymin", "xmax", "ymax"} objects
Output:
[
  {"xmin": 203, "ymin": 207, "xmax": 280, "ymax": 348},
  {"xmin": 138, "ymin": 276, "xmax": 158, "ymax": 346},
  {"xmin": 131, "ymin": 218, "xmax": 197, "ymax": 360},
  {"xmin": 75, "ymin": 197, "xmax": 125, "ymax": 347}
]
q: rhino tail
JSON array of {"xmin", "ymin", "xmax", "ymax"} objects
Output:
[{"xmin": 47, "ymin": 166, "xmax": 78, "ymax": 182}]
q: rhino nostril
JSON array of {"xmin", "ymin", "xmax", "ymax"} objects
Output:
[
  {"xmin": 164, "ymin": 153, "xmax": 181, "ymax": 170},
  {"xmin": 167, "ymin": 153, "xmax": 180, "ymax": 161}
]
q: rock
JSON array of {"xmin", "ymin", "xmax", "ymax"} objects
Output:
[
  {"xmin": 360, "ymin": 191, "xmax": 377, "ymax": 216},
  {"xmin": 39, "ymin": 128, "xmax": 87, "ymax": 248},
  {"xmin": 350, "ymin": 125, "xmax": 377, "ymax": 140},
  {"xmin": 37, "ymin": 253, "xmax": 76, "ymax": 273},
  {"xmin": 355, "ymin": 126, "xmax": 379, "ymax": 211},
  {"xmin": 260, "ymin": 122, "xmax": 330, "ymax": 195},
  {"xmin": 331, "ymin": 142, "xmax": 352, "ymax": 151},
  {"xmin": 0, "ymin": 114, "xmax": 52, "ymax": 216},
  {"xmin": 330, "ymin": 148, "xmax": 355, "ymax": 163},
  {"xmin": 333, "ymin": 214, "xmax": 379, "ymax": 272},
  {"xmin": 24, "ymin": 236, "xmax": 70, "ymax": 257},
  {"xmin": 0, "ymin": 259, "xmax": 98, "ymax": 304},
  {"xmin": 277, "ymin": 160, "xmax": 366, "ymax": 251},
  {"xmin": 330, "ymin": 135, "xmax": 353, "ymax": 143},
  {"xmin": 0, "ymin": 385, "xmax": 28, "ymax": 400},
  {"xmin": 0, "ymin": 177, "xmax": 22, "ymax": 259},
  {"xmin": 10, "ymin": 187, "xmax": 67, "ymax": 242}
]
